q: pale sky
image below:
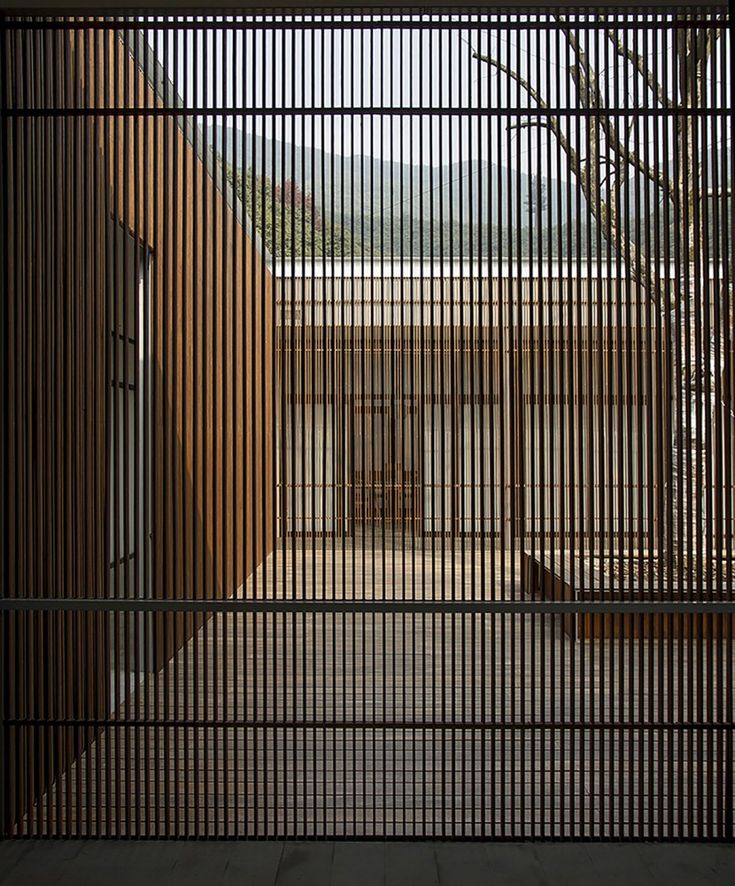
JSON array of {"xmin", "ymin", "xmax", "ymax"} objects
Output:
[{"xmin": 146, "ymin": 15, "xmax": 731, "ymax": 183}]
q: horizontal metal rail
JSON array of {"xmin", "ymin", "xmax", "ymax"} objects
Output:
[
  {"xmin": 5, "ymin": 717, "xmax": 734, "ymax": 730},
  {"xmin": 0, "ymin": 18, "xmax": 727, "ymax": 32},
  {"xmin": 4, "ymin": 106, "xmax": 729, "ymax": 117},
  {"xmin": 1, "ymin": 597, "xmax": 733, "ymax": 613}
]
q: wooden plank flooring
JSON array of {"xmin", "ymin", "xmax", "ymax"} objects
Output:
[{"xmin": 18, "ymin": 536, "xmax": 735, "ymax": 839}]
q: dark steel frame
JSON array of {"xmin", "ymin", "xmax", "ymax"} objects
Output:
[{"xmin": 1, "ymin": 4, "xmax": 733, "ymax": 840}]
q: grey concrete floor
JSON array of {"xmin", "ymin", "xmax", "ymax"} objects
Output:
[{"xmin": 1, "ymin": 840, "xmax": 735, "ymax": 886}]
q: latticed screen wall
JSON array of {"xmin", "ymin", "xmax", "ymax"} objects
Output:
[{"xmin": 0, "ymin": 3, "xmax": 733, "ymax": 839}]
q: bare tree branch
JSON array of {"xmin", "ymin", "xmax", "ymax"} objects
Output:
[
  {"xmin": 553, "ymin": 21, "xmax": 676, "ymax": 198},
  {"xmin": 471, "ymin": 50, "xmax": 546, "ymax": 108},
  {"xmin": 477, "ymin": 18, "xmax": 730, "ymax": 562},
  {"xmin": 603, "ymin": 26, "xmax": 669, "ymax": 108},
  {"xmin": 505, "ymin": 109, "xmax": 656, "ymax": 296},
  {"xmin": 477, "ymin": 59, "xmax": 660, "ymax": 298},
  {"xmin": 540, "ymin": 25, "xmax": 659, "ymax": 299},
  {"xmin": 474, "ymin": 40, "xmax": 655, "ymax": 297},
  {"xmin": 473, "ymin": 41, "xmax": 675, "ymax": 200},
  {"xmin": 504, "ymin": 118, "xmax": 576, "ymax": 164}
]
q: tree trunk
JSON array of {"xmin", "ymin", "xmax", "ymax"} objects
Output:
[{"xmin": 668, "ymin": 276, "xmax": 730, "ymax": 582}]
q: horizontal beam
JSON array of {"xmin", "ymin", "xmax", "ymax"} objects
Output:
[
  {"xmin": 0, "ymin": 16, "xmax": 727, "ymax": 29},
  {"xmin": 0, "ymin": 1, "xmax": 727, "ymax": 13},
  {"xmin": 3, "ymin": 107, "xmax": 730, "ymax": 118},
  {"xmin": 1, "ymin": 597, "xmax": 733, "ymax": 613},
  {"xmin": 5, "ymin": 717, "xmax": 733, "ymax": 730}
]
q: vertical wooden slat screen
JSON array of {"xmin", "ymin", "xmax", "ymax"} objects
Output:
[{"xmin": 0, "ymin": 5, "xmax": 733, "ymax": 839}]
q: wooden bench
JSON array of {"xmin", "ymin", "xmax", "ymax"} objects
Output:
[{"xmin": 521, "ymin": 548, "xmax": 735, "ymax": 641}]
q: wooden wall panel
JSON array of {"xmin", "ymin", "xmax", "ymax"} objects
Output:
[
  {"xmin": 97, "ymin": 32, "xmax": 275, "ymax": 620},
  {"xmin": 1, "ymin": 27, "xmax": 275, "ymax": 832},
  {"xmin": 2, "ymin": 28, "xmax": 111, "ymax": 833}
]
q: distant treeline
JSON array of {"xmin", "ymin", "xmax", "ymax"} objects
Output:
[
  {"xmin": 225, "ymin": 164, "xmax": 360, "ymax": 257},
  {"xmin": 222, "ymin": 159, "xmax": 710, "ymax": 260}
]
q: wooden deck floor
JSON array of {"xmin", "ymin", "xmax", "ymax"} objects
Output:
[{"xmin": 23, "ymin": 536, "xmax": 735, "ymax": 839}]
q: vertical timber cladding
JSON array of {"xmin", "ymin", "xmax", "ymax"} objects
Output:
[
  {"xmin": 0, "ymin": 5, "xmax": 733, "ymax": 839},
  {"xmin": 1, "ymin": 21, "xmax": 275, "ymax": 834}
]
